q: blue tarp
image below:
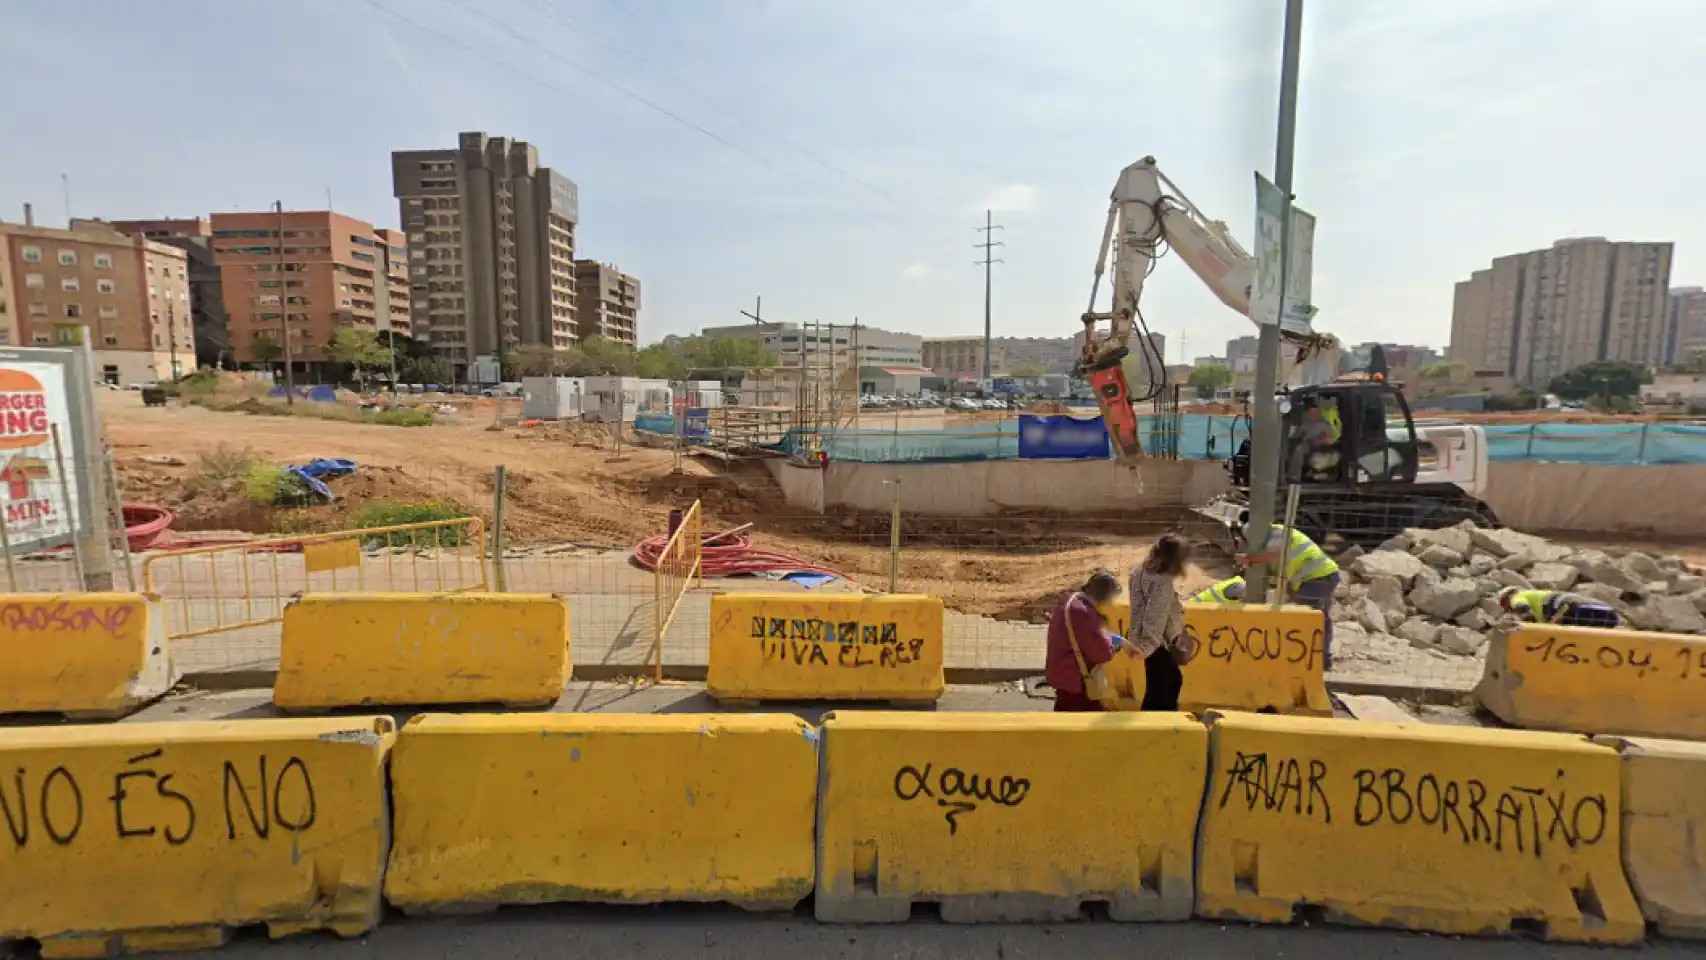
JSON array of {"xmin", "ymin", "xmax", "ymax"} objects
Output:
[
  {"xmin": 286, "ymin": 458, "xmax": 357, "ymax": 501},
  {"xmin": 633, "ymin": 410, "xmax": 711, "ymax": 439},
  {"xmin": 1017, "ymin": 415, "xmax": 1110, "ymax": 460}
]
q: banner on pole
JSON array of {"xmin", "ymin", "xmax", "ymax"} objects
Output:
[{"xmin": 1252, "ymin": 172, "xmax": 1319, "ymax": 336}]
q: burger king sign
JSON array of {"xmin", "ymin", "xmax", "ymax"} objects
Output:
[
  {"xmin": 0, "ymin": 357, "xmax": 79, "ymax": 547},
  {"xmin": 0, "ymin": 369, "xmax": 52, "ymax": 450}
]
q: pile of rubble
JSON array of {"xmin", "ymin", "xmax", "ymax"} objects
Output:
[{"xmin": 1331, "ymin": 523, "xmax": 1706, "ymax": 661}]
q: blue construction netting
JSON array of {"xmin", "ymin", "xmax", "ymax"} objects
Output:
[{"xmin": 645, "ymin": 411, "xmax": 1706, "ymax": 466}]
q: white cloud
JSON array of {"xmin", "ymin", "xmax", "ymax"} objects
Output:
[
  {"xmin": 979, "ymin": 183, "xmax": 1038, "ymax": 214},
  {"xmin": 902, "ymin": 262, "xmax": 931, "ymax": 279}
]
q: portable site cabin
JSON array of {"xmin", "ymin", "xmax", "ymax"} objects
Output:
[
  {"xmin": 520, "ymin": 377, "xmax": 586, "ymax": 419},
  {"xmin": 583, "ymin": 376, "xmax": 672, "ymax": 422}
]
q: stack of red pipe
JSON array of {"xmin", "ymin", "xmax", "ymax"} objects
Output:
[{"xmin": 632, "ymin": 522, "xmax": 844, "ymax": 580}]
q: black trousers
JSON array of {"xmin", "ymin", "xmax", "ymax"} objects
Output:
[{"xmin": 1141, "ymin": 651, "xmax": 1184, "ymax": 711}]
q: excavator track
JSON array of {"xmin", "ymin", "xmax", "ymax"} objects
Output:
[{"xmin": 1193, "ymin": 483, "xmax": 1501, "ymax": 553}]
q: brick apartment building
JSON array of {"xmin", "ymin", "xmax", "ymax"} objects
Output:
[
  {"xmin": 105, "ymin": 217, "xmax": 229, "ymax": 368},
  {"xmin": 571, "ymin": 260, "xmax": 639, "ymax": 344},
  {"xmin": 0, "ymin": 212, "xmax": 194, "ymax": 384},
  {"xmin": 212, "ymin": 210, "xmax": 409, "ymax": 372}
]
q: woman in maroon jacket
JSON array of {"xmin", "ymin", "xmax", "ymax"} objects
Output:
[{"xmin": 1044, "ymin": 569, "xmax": 1124, "ymax": 712}]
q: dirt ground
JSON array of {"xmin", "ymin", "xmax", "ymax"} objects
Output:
[
  {"xmin": 104, "ymin": 393, "xmax": 1232, "ymax": 617},
  {"xmin": 108, "ymin": 390, "xmax": 1697, "ymax": 621}
]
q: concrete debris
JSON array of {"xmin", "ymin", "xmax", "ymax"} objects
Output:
[
  {"xmin": 1366, "ymin": 575, "xmax": 1406, "ymax": 615},
  {"xmin": 1526, "ymin": 562, "xmax": 1580, "ymax": 591},
  {"xmin": 1328, "ymin": 520, "xmax": 1706, "ymax": 658},
  {"xmin": 1435, "ymin": 625, "xmax": 1486, "ymax": 656},
  {"xmin": 1624, "ymin": 552, "xmax": 1665, "ymax": 582},
  {"xmin": 1670, "ymin": 574, "xmax": 1705, "ymax": 594},
  {"xmin": 1352, "ymin": 597, "xmax": 1388, "ymax": 635},
  {"xmin": 1405, "ymin": 525, "xmax": 1472, "ymax": 557},
  {"xmin": 1378, "ymin": 534, "xmax": 1413, "ymax": 554},
  {"xmin": 1396, "ymin": 618, "xmax": 1439, "ymax": 648},
  {"xmin": 1349, "ymin": 550, "xmax": 1428, "ymax": 587},
  {"xmin": 1454, "ymin": 607, "xmax": 1490, "ymax": 631},
  {"xmin": 1408, "ymin": 577, "xmax": 1481, "ymax": 620},
  {"xmin": 1573, "ymin": 583, "xmax": 1629, "ymax": 607},
  {"xmin": 1496, "ymin": 551, "xmax": 1535, "ymax": 573},
  {"xmin": 1338, "ymin": 544, "xmax": 1366, "ymax": 565},
  {"xmin": 1626, "ymin": 595, "xmax": 1706, "ymax": 635},
  {"xmin": 1488, "ymin": 568, "xmax": 1532, "ymax": 591}
]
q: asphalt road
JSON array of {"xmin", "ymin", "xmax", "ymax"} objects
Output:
[{"xmin": 129, "ymin": 906, "xmax": 1706, "ymax": 959}]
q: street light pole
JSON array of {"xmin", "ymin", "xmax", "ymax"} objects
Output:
[{"xmin": 1242, "ymin": 0, "xmax": 1304, "ymax": 600}]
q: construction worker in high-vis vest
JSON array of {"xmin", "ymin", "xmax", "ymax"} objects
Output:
[
  {"xmin": 1191, "ymin": 576, "xmax": 1246, "ymax": 604},
  {"xmin": 1240, "ymin": 525, "xmax": 1342, "ymax": 668},
  {"xmin": 1497, "ymin": 587, "xmax": 1621, "ymax": 628}
]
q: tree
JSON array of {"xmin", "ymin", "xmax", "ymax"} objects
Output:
[
  {"xmin": 1008, "ymin": 361, "xmax": 1047, "ymax": 378},
  {"xmin": 636, "ymin": 343, "xmax": 688, "ymax": 379},
  {"xmin": 576, "ymin": 335, "xmax": 639, "ymax": 375},
  {"xmin": 325, "ymin": 327, "xmax": 391, "ymax": 389},
  {"xmin": 1419, "ymin": 361, "xmax": 1467, "ymax": 381},
  {"xmin": 400, "ymin": 355, "xmax": 452, "ymax": 385},
  {"xmin": 1548, "ymin": 361, "xmax": 1650, "ymax": 402},
  {"xmin": 1682, "ymin": 348, "xmax": 1706, "ymax": 374},
  {"xmin": 505, "ymin": 345, "xmax": 557, "ymax": 379},
  {"xmin": 251, "ymin": 335, "xmax": 282, "ymax": 365},
  {"xmin": 1188, "ymin": 363, "xmax": 1233, "ymax": 400}
]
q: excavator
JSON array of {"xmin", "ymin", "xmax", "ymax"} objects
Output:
[{"xmin": 1078, "ymin": 156, "xmax": 1499, "ymax": 547}]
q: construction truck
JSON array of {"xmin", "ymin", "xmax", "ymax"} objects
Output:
[{"xmin": 1077, "ymin": 156, "xmax": 1499, "ymax": 548}]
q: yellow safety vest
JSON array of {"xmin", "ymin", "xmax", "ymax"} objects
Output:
[
  {"xmin": 1271, "ymin": 525, "xmax": 1338, "ymax": 590},
  {"xmin": 1513, "ymin": 589, "xmax": 1566, "ymax": 623},
  {"xmin": 1192, "ymin": 577, "xmax": 1245, "ymax": 604},
  {"xmin": 1323, "ymin": 404, "xmax": 1342, "ymax": 443}
]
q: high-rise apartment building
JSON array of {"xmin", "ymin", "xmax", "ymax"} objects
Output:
[
  {"xmin": 211, "ymin": 210, "xmax": 410, "ymax": 372},
  {"xmin": 1666, "ymin": 287, "xmax": 1706, "ymax": 365},
  {"xmin": 392, "ymin": 131, "xmax": 580, "ymax": 372},
  {"xmin": 571, "ymin": 260, "xmax": 638, "ymax": 345},
  {"xmin": 0, "ymin": 216, "xmax": 193, "ymax": 384},
  {"xmin": 105, "ymin": 217, "xmax": 229, "ymax": 368},
  {"xmin": 1449, "ymin": 237, "xmax": 1673, "ymax": 386}
]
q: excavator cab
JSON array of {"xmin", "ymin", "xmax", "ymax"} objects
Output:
[{"xmin": 1283, "ymin": 381, "xmax": 1419, "ymax": 486}]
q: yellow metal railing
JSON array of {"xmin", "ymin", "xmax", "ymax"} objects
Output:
[
  {"xmin": 141, "ymin": 516, "xmax": 488, "ymax": 643},
  {"xmin": 650, "ymin": 500, "xmax": 703, "ymax": 682}
]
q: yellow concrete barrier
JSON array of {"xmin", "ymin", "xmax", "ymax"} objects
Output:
[
  {"xmin": 1105, "ymin": 603, "xmax": 1330, "ymax": 715},
  {"xmin": 1477, "ymin": 624, "xmax": 1706, "ymax": 739},
  {"xmin": 1196, "ymin": 712, "xmax": 1643, "ymax": 944},
  {"xmin": 707, "ymin": 593, "xmax": 944, "ymax": 702},
  {"xmin": 1593, "ymin": 735, "xmax": 1706, "ymax": 939},
  {"xmin": 274, "ymin": 592, "xmax": 569, "ymax": 710},
  {"xmin": 385, "ymin": 713, "xmax": 817, "ymax": 912},
  {"xmin": 0, "ymin": 717, "xmax": 395, "ymax": 957},
  {"xmin": 815, "ymin": 711, "xmax": 1205, "ymax": 922},
  {"xmin": 0, "ymin": 593, "xmax": 174, "ymax": 718}
]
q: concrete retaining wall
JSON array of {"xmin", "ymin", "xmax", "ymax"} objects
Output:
[
  {"xmin": 771, "ymin": 457, "xmax": 1706, "ymax": 536},
  {"xmin": 1483, "ymin": 462, "xmax": 1706, "ymax": 537},
  {"xmin": 768, "ymin": 458, "xmax": 1230, "ymax": 515}
]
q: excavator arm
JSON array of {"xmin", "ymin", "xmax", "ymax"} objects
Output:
[{"xmin": 1079, "ymin": 156, "xmax": 1328, "ymax": 462}]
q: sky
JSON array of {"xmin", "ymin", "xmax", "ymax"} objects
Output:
[{"xmin": 4, "ymin": 0, "xmax": 1704, "ymax": 360}]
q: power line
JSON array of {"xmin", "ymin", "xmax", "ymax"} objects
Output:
[
  {"xmin": 364, "ymin": 0, "xmax": 778, "ymax": 174},
  {"xmin": 519, "ymin": 0, "xmax": 900, "ymax": 206}
]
